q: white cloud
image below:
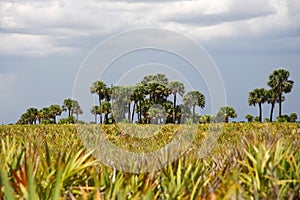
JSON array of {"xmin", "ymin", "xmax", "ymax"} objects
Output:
[
  {"xmin": 0, "ymin": 0, "xmax": 299, "ymax": 57},
  {"xmin": 0, "ymin": 32, "xmax": 76, "ymax": 56}
]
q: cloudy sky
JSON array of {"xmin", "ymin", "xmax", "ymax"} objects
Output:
[{"xmin": 0, "ymin": 0, "xmax": 299, "ymax": 124}]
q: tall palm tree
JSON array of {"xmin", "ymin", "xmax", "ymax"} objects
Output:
[
  {"xmin": 62, "ymin": 98, "xmax": 73, "ymax": 117},
  {"xmin": 267, "ymin": 69, "xmax": 294, "ymax": 117},
  {"xmin": 266, "ymin": 89, "xmax": 284, "ymax": 122},
  {"xmin": 183, "ymin": 91, "xmax": 205, "ymax": 123},
  {"xmin": 168, "ymin": 81, "xmax": 185, "ymax": 123},
  {"xmin": 91, "ymin": 105, "xmax": 101, "ymax": 123},
  {"xmin": 216, "ymin": 106, "xmax": 237, "ymax": 123},
  {"xmin": 132, "ymin": 84, "xmax": 146, "ymax": 123},
  {"xmin": 111, "ymin": 86, "xmax": 128, "ymax": 121},
  {"xmin": 72, "ymin": 100, "xmax": 83, "ymax": 121},
  {"xmin": 101, "ymin": 101, "xmax": 111, "ymax": 124},
  {"xmin": 90, "ymin": 80, "xmax": 107, "ymax": 124},
  {"xmin": 248, "ymin": 88, "xmax": 268, "ymax": 122}
]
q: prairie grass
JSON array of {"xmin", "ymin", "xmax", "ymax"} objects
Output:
[{"xmin": 0, "ymin": 123, "xmax": 299, "ymax": 199}]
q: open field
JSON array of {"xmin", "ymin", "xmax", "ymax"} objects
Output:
[{"xmin": 0, "ymin": 123, "xmax": 300, "ymax": 199}]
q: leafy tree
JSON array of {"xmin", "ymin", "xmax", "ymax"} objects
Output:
[
  {"xmin": 26, "ymin": 107, "xmax": 39, "ymax": 124},
  {"xmin": 59, "ymin": 116, "xmax": 75, "ymax": 124},
  {"xmin": 254, "ymin": 116, "xmax": 260, "ymax": 122},
  {"xmin": 200, "ymin": 114, "xmax": 215, "ymax": 124},
  {"xmin": 276, "ymin": 115, "xmax": 290, "ymax": 123},
  {"xmin": 62, "ymin": 98, "xmax": 82, "ymax": 120},
  {"xmin": 248, "ymin": 88, "xmax": 268, "ymax": 122},
  {"xmin": 18, "ymin": 107, "xmax": 39, "ymax": 125},
  {"xmin": 62, "ymin": 98, "xmax": 73, "ymax": 117},
  {"xmin": 245, "ymin": 114, "xmax": 254, "ymax": 122},
  {"xmin": 147, "ymin": 105, "xmax": 166, "ymax": 124},
  {"xmin": 168, "ymin": 81, "xmax": 185, "ymax": 123},
  {"xmin": 17, "ymin": 113, "xmax": 29, "ymax": 124},
  {"xmin": 38, "ymin": 107, "xmax": 51, "ymax": 124},
  {"xmin": 141, "ymin": 73, "xmax": 168, "ymax": 86},
  {"xmin": 49, "ymin": 105, "xmax": 62, "ymax": 124},
  {"xmin": 290, "ymin": 112, "xmax": 297, "ymax": 122},
  {"xmin": 266, "ymin": 89, "xmax": 283, "ymax": 122},
  {"xmin": 91, "ymin": 105, "xmax": 101, "ymax": 123},
  {"xmin": 72, "ymin": 100, "xmax": 83, "ymax": 120},
  {"xmin": 131, "ymin": 84, "xmax": 145, "ymax": 123},
  {"xmin": 216, "ymin": 106, "xmax": 237, "ymax": 123},
  {"xmin": 101, "ymin": 101, "xmax": 111, "ymax": 124},
  {"xmin": 267, "ymin": 69, "xmax": 294, "ymax": 117},
  {"xmin": 111, "ymin": 86, "xmax": 130, "ymax": 122},
  {"xmin": 183, "ymin": 91, "xmax": 205, "ymax": 123},
  {"xmin": 90, "ymin": 80, "xmax": 108, "ymax": 124}
]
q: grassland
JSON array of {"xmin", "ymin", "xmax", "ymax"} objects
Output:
[{"xmin": 0, "ymin": 123, "xmax": 300, "ymax": 199}]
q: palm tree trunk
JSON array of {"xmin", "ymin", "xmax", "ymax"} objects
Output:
[
  {"xmin": 192, "ymin": 105, "xmax": 195, "ymax": 123},
  {"xmin": 54, "ymin": 116, "xmax": 57, "ymax": 124},
  {"xmin": 173, "ymin": 94, "xmax": 176, "ymax": 123},
  {"xmin": 131, "ymin": 102, "xmax": 135, "ymax": 123},
  {"xmin": 139, "ymin": 102, "xmax": 142, "ymax": 123},
  {"xmin": 225, "ymin": 116, "xmax": 229, "ymax": 123},
  {"xmin": 105, "ymin": 113, "xmax": 109, "ymax": 124},
  {"xmin": 95, "ymin": 114, "xmax": 97, "ymax": 123},
  {"xmin": 128, "ymin": 103, "xmax": 131, "ymax": 122},
  {"xmin": 279, "ymin": 92, "xmax": 282, "ymax": 117},
  {"xmin": 99, "ymin": 97, "xmax": 102, "ymax": 124},
  {"xmin": 259, "ymin": 103, "xmax": 262, "ymax": 122},
  {"xmin": 270, "ymin": 102, "xmax": 275, "ymax": 122}
]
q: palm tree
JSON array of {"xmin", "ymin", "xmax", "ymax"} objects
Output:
[
  {"xmin": 183, "ymin": 91, "xmax": 205, "ymax": 123},
  {"xmin": 267, "ymin": 69, "xmax": 294, "ymax": 117},
  {"xmin": 91, "ymin": 105, "xmax": 101, "ymax": 123},
  {"xmin": 266, "ymin": 89, "xmax": 284, "ymax": 122},
  {"xmin": 90, "ymin": 80, "xmax": 107, "ymax": 124},
  {"xmin": 290, "ymin": 112, "xmax": 297, "ymax": 122},
  {"xmin": 49, "ymin": 105, "xmax": 62, "ymax": 124},
  {"xmin": 132, "ymin": 84, "xmax": 146, "ymax": 123},
  {"xmin": 245, "ymin": 114, "xmax": 254, "ymax": 122},
  {"xmin": 200, "ymin": 114, "xmax": 215, "ymax": 124},
  {"xmin": 26, "ymin": 107, "xmax": 39, "ymax": 124},
  {"xmin": 124, "ymin": 86, "xmax": 134, "ymax": 122},
  {"xmin": 248, "ymin": 88, "xmax": 268, "ymax": 122},
  {"xmin": 38, "ymin": 107, "xmax": 50, "ymax": 124},
  {"xmin": 111, "ymin": 86, "xmax": 128, "ymax": 122},
  {"xmin": 72, "ymin": 100, "xmax": 83, "ymax": 121},
  {"xmin": 62, "ymin": 98, "xmax": 73, "ymax": 117},
  {"xmin": 168, "ymin": 81, "xmax": 185, "ymax": 123},
  {"xmin": 216, "ymin": 106, "xmax": 237, "ymax": 123},
  {"xmin": 141, "ymin": 73, "xmax": 168, "ymax": 86},
  {"xmin": 101, "ymin": 101, "xmax": 111, "ymax": 124}
]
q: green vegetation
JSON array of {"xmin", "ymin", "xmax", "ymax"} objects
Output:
[
  {"xmin": 17, "ymin": 69, "xmax": 296, "ymax": 125},
  {"xmin": 6, "ymin": 68, "xmax": 298, "ymax": 199},
  {"xmin": 249, "ymin": 68, "xmax": 295, "ymax": 123},
  {"xmin": 0, "ymin": 123, "xmax": 299, "ymax": 199}
]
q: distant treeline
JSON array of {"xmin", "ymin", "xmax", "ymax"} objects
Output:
[{"xmin": 17, "ymin": 68, "xmax": 296, "ymax": 124}]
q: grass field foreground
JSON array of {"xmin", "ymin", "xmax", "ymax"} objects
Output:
[{"xmin": 0, "ymin": 123, "xmax": 300, "ymax": 199}]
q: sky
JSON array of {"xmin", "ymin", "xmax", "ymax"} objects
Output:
[{"xmin": 0, "ymin": 0, "xmax": 299, "ymax": 124}]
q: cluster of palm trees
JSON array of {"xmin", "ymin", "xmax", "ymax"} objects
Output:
[
  {"xmin": 90, "ymin": 73, "xmax": 210, "ymax": 124},
  {"xmin": 90, "ymin": 73, "xmax": 239, "ymax": 124},
  {"xmin": 17, "ymin": 69, "xmax": 296, "ymax": 125},
  {"xmin": 17, "ymin": 98, "xmax": 83, "ymax": 124},
  {"xmin": 248, "ymin": 69, "xmax": 294, "ymax": 122}
]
